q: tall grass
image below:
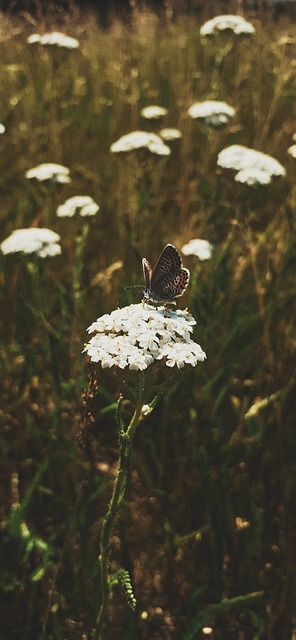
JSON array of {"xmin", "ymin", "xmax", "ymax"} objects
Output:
[{"xmin": 0, "ymin": 6, "xmax": 295, "ymax": 639}]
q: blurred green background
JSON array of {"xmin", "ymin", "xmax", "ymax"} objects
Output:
[{"xmin": 0, "ymin": 3, "xmax": 296, "ymax": 639}]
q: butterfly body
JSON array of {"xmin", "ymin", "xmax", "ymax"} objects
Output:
[{"xmin": 142, "ymin": 244, "xmax": 190, "ymax": 305}]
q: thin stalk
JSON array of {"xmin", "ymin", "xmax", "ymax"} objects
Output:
[
  {"xmin": 73, "ymin": 222, "xmax": 89, "ymax": 305},
  {"xmin": 244, "ymin": 223, "xmax": 275, "ymax": 372},
  {"xmin": 93, "ymin": 372, "xmax": 148, "ymax": 640},
  {"xmin": 29, "ymin": 260, "xmax": 60, "ymax": 338}
]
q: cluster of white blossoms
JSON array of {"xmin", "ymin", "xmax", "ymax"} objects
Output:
[
  {"xmin": 182, "ymin": 239, "xmax": 214, "ymax": 261},
  {"xmin": 110, "ymin": 131, "xmax": 170, "ymax": 156},
  {"xmin": 84, "ymin": 304, "xmax": 206, "ymax": 371},
  {"xmin": 57, "ymin": 195, "xmax": 100, "ymax": 218},
  {"xmin": 200, "ymin": 15, "xmax": 255, "ymax": 37},
  {"xmin": 159, "ymin": 128, "xmax": 182, "ymax": 141},
  {"xmin": 0, "ymin": 228, "xmax": 61, "ymax": 258},
  {"xmin": 217, "ymin": 144, "xmax": 286, "ymax": 186},
  {"xmin": 188, "ymin": 101, "xmax": 235, "ymax": 127},
  {"xmin": 27, "ymin": 32, "xmax": 79, "ymax": 49},
  {"xmin": 0, "ymin": 124, "xmax": 5, "ymax": 134},
  {"xmin": 140, "ymin": 105, "xmax": 168, "ymax": 120},
  {"xmin": 287, "ymin": 133, "xmax": 296, "ymax": 158},
  {"xmin": 26, "ymin": 163, "xmax": 71, "ymax": 184}
]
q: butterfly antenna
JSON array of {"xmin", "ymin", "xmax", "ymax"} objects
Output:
[{"xmin": 124, "ymin": 285, "xmax": 143, "ymax": 290}]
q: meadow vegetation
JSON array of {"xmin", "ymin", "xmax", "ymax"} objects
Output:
[{"xmin": 0, "ymin": 4, "xmax": 296, "ymax": 639}]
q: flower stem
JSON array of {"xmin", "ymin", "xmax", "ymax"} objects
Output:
[
  {"xmin": 93, "ymin": 373, "xmax": 147, "ymax": 640},
  {"xmin": 73, "ymin": 222, "xmax": 89, "ymax": 305}
]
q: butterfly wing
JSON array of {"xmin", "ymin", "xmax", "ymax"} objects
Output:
[
  {"xmin": 151, "ymin": 244, "xmax": 183, "ymax": 287},
  {"xmin": 155, "ymin": 267, "xmax": 190, "ymax": 301},
  {"xmin": 142, "ymin": 258, "xmax": 153, "ymax": 289}
]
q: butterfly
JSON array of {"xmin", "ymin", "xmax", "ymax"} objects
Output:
[{"xmin": 142, "ymin": 244, "xmax": 190, "ymax": 305}]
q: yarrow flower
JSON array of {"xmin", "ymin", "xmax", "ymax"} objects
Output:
[
  {"xmin": 188, "ymin": 101, "xmax": 235, "ymax": 127},
  {"xmin": 27, "ymin": 32, "xmax": 79, "ymax": 49},
  {"xmin": 217, "ymin": 144, "xmax": 286, "ymax": 186},
  {"xmin": 200, "ymin": 15, "xmax": 255, "ymax": 37},
  {"xmin": 140, "ymin": 106, "xmax": 168, "ymax": 119},
  {"xmin": 0, "ymin": 228, "xmax": 61, "ymax": 258},
  {"xmin": 26, "ymin": 163, "xmax": 71, "ymax": 184},
  {"xmin": 110, "ymin": 131, "xmax": 170, "ymax": 156},
  {"xmin": 202, "ymin": 627, "xmax": 214, "ymax": 636},
  {"xmin": 57, "ymin": 195, "xmax": 100, "ymax": 218},
  {"xmin": 288, "ymin": 144, "xmax": 296, "ymax": 159},
  {"xmin": 0, "ymin": 124, "xmax": 5, "ymax": 134},
  {"xmin": 182, "ymin": 239, "xmax": 214, "ymax": 261},
  {"xmin": 84, "ymin": 304, "xmax": 206, "ymax": 371},
  {"xmin": 159, "ymin": 128, "xmax": 182, "ymax": 141},
  {"xmin": 84, "ymin": 304, "xmax": 206, "ymax": 632}
]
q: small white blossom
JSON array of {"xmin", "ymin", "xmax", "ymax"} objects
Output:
[
  {"xmin": 159, "ymin": 128, "xmax": 182, "ymax": 141},
  {"xmin": 182, "ymin": 239, "xmax": 214, "ymax": 261},
  {"xmin": 27, "ymin": 32, "xmax": 79, "ymax": 49},
  {"xmin": 141, "ymin": 404, "xmax": 150, "ymax": 416},
  {"xmin": 288, "ymin": 144, "xmax": 296, "ymax": 159},
  {"xmin": 57, "ymin": 195, "xmax": 99, "ymax": 218},
  {"xmin": 217, "ymin": 145, "xmax": 286, "ymax": 186},
  {"xmin": 0, "ymin": 228, "xmax": 61, "ymax": 258},
  {"xmin": 188, "ymin": 101, "xmax": 235, "ymax": 127},
  {"xmin": 110, "ymin": 131, "xmax": 170, "ymax": 156},
  {"xmin": 84, "ymin": 304, "xmax": 206, "ymax": 371},
  {"xmin": 141, "ymin": 105, "xmax": 168, "ymax": 119},
  {"xmin": 0, "ymin": 124, "xmax": 5, "ymax": 134},
  {"xmin": 26, "ymin": 163, "xmax": 71, "ymax": 184},
  {"xmin": 200, "ymin": 15, "xmax": 255, "ymax": 37}
]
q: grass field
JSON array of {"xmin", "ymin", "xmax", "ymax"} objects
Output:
[{"xmin": 0, "ymin": 4, "xmax": 296, "ymax": 639}]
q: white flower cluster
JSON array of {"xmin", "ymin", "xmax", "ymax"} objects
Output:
[
  {"xmin": 159, "ymin": 128, "xmax": 182, "ymax": 141},
  {"xmin": 217, "ymin": 144, "xmax": 286, "ymax": 186},
  {"xmin": 288, "ymin": 144, "xmax": 296, "ymax": 159},
  {"xmin": 200, "ymin": 15, "xmax": 255, "ymax": 37},
  {"xmin": 110, "ymin": 131, "xmax": 170, "ymax": 156},
  {"xmin": 182, "ymin": 239, "xmax": 214, "ymax": 261},
  {"xmin": 57, "ymin": 195, "xmax": 100, "ymax": 218},
  {"xmin": 140, "ymin": 105, "xmax": 168, "ymax": 119},
  {"xmin": 0, "ymin": 228, "xmax": 61, "ymax": 258},
  {"xmin": 27, "ymin": 32, "xmax": 79, "ymax": 49},
  {"xmin": 0, "ymin": 124, "xmax": 5, "ymax": 134},
  {"xmin": 26, "ymin": 163, "xmax": 71, "ymax": 184},
  {"xmin": 188, "ymin": 100, "xmax": 235, "ymax": 127},
  {"xmin": 84, "ymin": 304, "xmax": 206, "ymax": 371}
]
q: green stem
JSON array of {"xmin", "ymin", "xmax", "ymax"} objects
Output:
[
  {"xmin": 28, "ymin": 260, "xmax": 60, "ymax": 339},
  {"xmin": 93, "ymin": 372, "xmax": 147, "ymax": 640},
  {"xmin": 73, "ymin": 222, "xmax": 89, "ymax": 304}
]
